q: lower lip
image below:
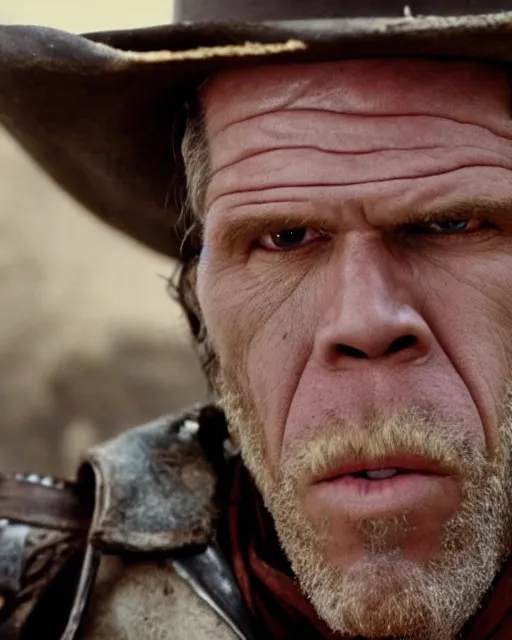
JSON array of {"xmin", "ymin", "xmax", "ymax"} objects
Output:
[{"xmin": 307, "ymin": 473, "xmax": 450, "ymax": 520}]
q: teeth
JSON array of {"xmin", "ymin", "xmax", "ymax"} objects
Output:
[{"xmin": 365, "ymin": 469, "xmax": 398, "ymax": 480}]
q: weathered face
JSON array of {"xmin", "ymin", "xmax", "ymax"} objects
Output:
[{"xmin": 195, "ymin": 59, "xmax": 512, "ymax": 637}]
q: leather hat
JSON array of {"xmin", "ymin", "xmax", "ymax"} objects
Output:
[{"xmin": 1, "ymin": 1, "xmax": 512, "ymax": 258}]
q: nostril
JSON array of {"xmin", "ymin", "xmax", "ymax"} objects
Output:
[
  {"xmin": 333, "ymin": 335, "xmax": 420, "ymax": 361},
  {"xmin": 335, "ymin": 344, "xmax": 369, "ymax": 359},
  {"xmin": 385, "ymin": 334, "xmax": 418, "ymax": 356}
]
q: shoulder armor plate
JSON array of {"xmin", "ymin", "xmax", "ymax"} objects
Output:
[
  {"xmin": 83, "ymin": 405, "xmax": 226, "ymax": 553},
  {"xmin": 0, "ymin": 404, "xmax": 235, "ymax": 639}
]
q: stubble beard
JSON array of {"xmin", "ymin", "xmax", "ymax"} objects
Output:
[{"xmin": 218, "ymin": 376, "xmax": 512, "ymax": 639}]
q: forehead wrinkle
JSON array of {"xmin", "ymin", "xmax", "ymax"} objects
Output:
[
  {"xmin": 202, "ymin": 59, "xmax": 512, "ymax": 142},
  {"xmin": 206, "ymin": 163, "xmax": 512, "ymax": 213},
  {"xmin": 207, "ymin": 113, "xmax": 512, "ymax": 189},
  {"xmin": 209, "ymin": 143, "xmax": 502, "ymax": 182},
  {"xmin": 208, "ymin": 106, "xmax": 512, "ymax": 143},
  {"xmin": 202, "ymin": 75, "xmax": 320, "ymax": 138}
]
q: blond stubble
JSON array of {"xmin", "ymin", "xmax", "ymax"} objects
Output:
[{"xmin": 220, "ymin": 378, "xmax": 512, "ymax": 639}]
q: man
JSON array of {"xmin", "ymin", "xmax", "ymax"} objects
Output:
[{"xmin": 1, "ymin": 1, "xmax": 512, "ymax": 638}]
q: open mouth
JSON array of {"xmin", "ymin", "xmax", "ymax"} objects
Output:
[
  {"xmin": 317, "ymin": 455, "xmax": 450, "ymax": 485},
  {"xmin": 349, "ymin": 468, "xmax": 410, "ymax": 480},
  {"xmin": 308, "ymin": 457, "xmax": 456, "ymax": 519},
  {"xmin": 323, "ymin": 467, "xmax": 426, "ymax": 486}
]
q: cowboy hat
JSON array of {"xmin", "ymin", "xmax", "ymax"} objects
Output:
[{"xmin": 1, "ymin": 0, "xmax": 512, "ymax": 258}]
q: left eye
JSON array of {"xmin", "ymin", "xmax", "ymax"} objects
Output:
[
  {"xmin": 259, "ymin": 227, "xmax": 325, "ymax": 251},
  {"xmin": 421, "ymin": 219, "xmax": 482, "ymax": 234}
]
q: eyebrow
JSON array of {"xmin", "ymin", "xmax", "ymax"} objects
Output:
[{"xmin": 216, "ymin": 209, "xmax": 336, "ymax": 248}]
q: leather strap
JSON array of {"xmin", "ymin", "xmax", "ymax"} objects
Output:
[
  {"xmin": 172, "ymin": 543, "xmax": 259, "ymax": 640},
  {"xmin": 60, "ymin": 545, "xmax": 100, "ymax": 640},
  {"xmin": 0, "ymin": 476, "xmax": 92, "ymax": 533},
  {"xmin": 174, "ymin": 0, "xmax": 512, "ymax": 22},
  {"xmin": 0, "ymin": 475, "xmax": 92, "ymax": 639}
]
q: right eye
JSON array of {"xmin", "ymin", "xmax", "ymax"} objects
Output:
[{"xmin": 259, "ymin": 227, "xmax": 326, "ymax": 251}]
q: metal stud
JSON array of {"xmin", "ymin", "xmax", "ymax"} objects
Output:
[
  {"xmin": 178, "ymin": 419, "xmax": 200, "ymax": 442},
  {"xmin": 183, "ymin": 419, "xmax": 199, "ymax": 435}
]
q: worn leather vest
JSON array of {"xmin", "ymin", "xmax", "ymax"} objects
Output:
[{"xmin": 0, "ymin": 405, "xmax": 259, "ymax": 640}]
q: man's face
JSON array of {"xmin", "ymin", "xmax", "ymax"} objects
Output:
[{"xmin": 195, "ymin": 59, "xmax": 512, "ymax": 637}]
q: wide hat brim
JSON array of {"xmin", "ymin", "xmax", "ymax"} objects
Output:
[{"xmin": 2, "ymin": 12, "xmax": 512, "ymax": 258}]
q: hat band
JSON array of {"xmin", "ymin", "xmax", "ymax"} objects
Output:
[{"xmin": 174, "ymin": 0, "xmax": 512, "ymax": 23}]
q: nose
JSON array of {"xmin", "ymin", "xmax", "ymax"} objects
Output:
[{"xmin": 314, "ymin": 237, "xmax": 433, "ymax": 369}]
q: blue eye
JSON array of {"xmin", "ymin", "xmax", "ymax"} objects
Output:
[
  {"xmin": 411, "ymin": 218, "xmax": 484, "ymax": 235},
  {"xmin": 428, "ymin": 219, "xmax": 470, "ymax": 234}
]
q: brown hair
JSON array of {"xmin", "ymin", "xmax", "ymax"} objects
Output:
[{"xmin": 171, "ymin": 99, "xmax": 218, "ymax": 385}]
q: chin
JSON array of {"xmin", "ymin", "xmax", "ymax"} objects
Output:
[
  {"xmin": 320, "ymin": 508, "xmax": 457, "ymax": 568},
  {"xmin": 271, "ymin": 467, "xmax": 512, "ymax": 639},
  {"xmin": 306, "ymin": 554, "xmax": 455, "ymax": 639},
  {"xmin": 276, "ymin": 501, "xmax": 509, "ymax": 640}
]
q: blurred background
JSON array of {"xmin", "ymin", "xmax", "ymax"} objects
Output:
[{"xmin": 0, "ymin": 1, "xmax": 207, "ymax": 478}]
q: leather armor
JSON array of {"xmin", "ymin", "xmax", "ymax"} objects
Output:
[{"xmin": 0, "ymin": 405, "xmax": 259, "ymax": 640}]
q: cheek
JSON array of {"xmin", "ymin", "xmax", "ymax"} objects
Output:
[
  {"xmin": 423, "ymin": 253, "xmax": 512, "ymax": 448},
  {"xmin": 244, "ymin": 295, "xmax": 316, "ymax": 471},
  {"xmin": 197, "ymin": 250, "xmax": 322, "ymax": 469},
  {"xmin": 196, "ymin": 256, "xmax": 265, "ymax": 368}
]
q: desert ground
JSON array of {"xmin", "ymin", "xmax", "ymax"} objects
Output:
[{"xmin": 0, "ymin": 1, "xmax": 207, "ymax": 478}]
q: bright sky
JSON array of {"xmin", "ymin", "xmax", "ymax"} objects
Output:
[{"xmin": 0, "ymin": 0, "xmax": 172, "ymax": 32}]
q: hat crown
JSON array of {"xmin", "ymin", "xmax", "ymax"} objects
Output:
[{"xmin": 174, "ymin": 0, "xmax": 512, "ymax": 22}]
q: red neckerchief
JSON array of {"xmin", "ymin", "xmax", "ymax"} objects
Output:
[{"xmin": 227, "ymin": 458, "xmax": 512, "ymax": 639}]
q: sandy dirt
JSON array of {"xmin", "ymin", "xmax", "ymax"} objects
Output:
[{"xmin": 0, "ymin": 1, "xmax": 207, "ymax": 478}]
